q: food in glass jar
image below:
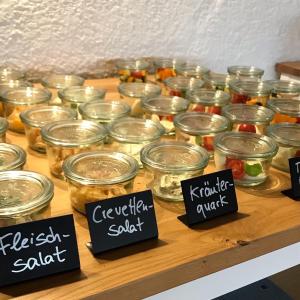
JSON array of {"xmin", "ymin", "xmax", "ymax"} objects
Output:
[
  {"xmin": 202, "ymin": 72, "xmax": 233, "ymax": 92},
  {"xmin": 264, "ymin": 80, "xmax": 300, "ymax": 99},
  {"xmin": 176, "ymin": 63, "xmax": 210, "ymax": 79},
  {"xmin": 227, "ymin": 65, "xmax": 264, "ymax": 81},
  {"xmin": 153, "ymin": 58, "xmax": 186, "ymax": 82},
  {"xmin": 116, "ymin": 59, "xmax": 149, "ymax": 83}
]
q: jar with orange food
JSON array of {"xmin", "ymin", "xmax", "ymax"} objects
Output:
[
  {"xmin": 116, "ymin": 59, "xmax": 149, "ymax": 83},
  {"xmin": 267, "ymin": 98, "xmax": 300, "ymax": 123},
  {"xmin": 153, "ymin": 58, "xmax": 186, "ymax": 82},
  {"xmin": 229, "ymin": 80, "xmax": 272, "ymax": 106}
]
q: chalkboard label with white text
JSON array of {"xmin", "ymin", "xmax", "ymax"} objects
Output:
[
  {"xmin": 181, "ymin": 169, "xmax": 238, "ymax": 226},
  {"xmin": 0, "ymin": 214, "xmax": 80, "ymax": 287},
  {"xmin": 86, "ymin": 190, "xmax": 158, "ymax": 254},
  {"xmin": 289, "ymin": 157, "xmax": 300, "ymax": 198}
]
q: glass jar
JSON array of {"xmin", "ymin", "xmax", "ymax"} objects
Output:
[
  {"xmin": 116, "ymin": 58, "xmax": 149, "ymax": 83},
  {"xmin": 153, "ymin": 58, "xmax": 186, "ymax": 82},
  {"xmin": 141, "ymin": 96, "xmax": 189, "ymax": 135},
  {"xmin": 227, "ymin": 65, "xmax": 264, "ymax": 81},
  {"xmin": 41, "ymin": 74, "xmax": 85, "ymax": 105},
  {"xmin": 58, "ymin": 86, "xmax": 106, "ymax": 112},
  {"xmin": 164, "ymin": 77, "xmax": 204, "ymax": 98},
  {"xmin": 267, "ymin": 123, "xmax": 300, "ymax": 172},
  {"xmin": 186, "ymin": 89, "xmax": 230, "ymax": 115},
  {"xmin": 0, "ymin": 143, "xmax": 26, "ymax": 171},
  {"xmin": 0, "ymin": 87, "xmax": 51, "ymax": 133},
  {"xmin": 229, "ymin": 80, "xmax": 272, "ymax": 106},
  {"xmin": 222, "ymin": 104, "xmax": 274, "ymax": 134},
  {"xmin": 202, "ymin": 72, "xmax": 233, "ymax": 92},
  {"xmin": 108, "ymin": 117, "xmax": 165, "ymax": 166},
  {"xmin": 0, "ymin": 117, "xmax": 8, "ymax": 142},
  {"xmin": 41, "ymin": 120, "xmax": 107, "ymax": 178},
  {"xmin": 174, "ymin": 112, "xmax": 230, "ymax": 156},
  {"xmin": 63, "ymin": 151, "xmax": 139, "ymax": 214},
  {"xmin": 0, "ymin": 170, "xmax": 54, "ymax": 227},
  {"xmin": 267, "ymin": 98, "xmax": 300, "ymax": 123},
  {"xmin": 176, "ymin": 63, "xmax": 210, "ymax": 79},
  {"xmin": 0, "ymin": 67, "xmax": 24, "ymax": 82},
  {"xmin": 141, "ymin": 141, "xmax": 209, "ymax": 201},
  {"xmin": 264, "ymin": 80, "xmax": 300, "ymax": 99},
  {"xmin": 214, "ymin": 132, "xmax": 278, "ymax": 186},
  {"xmin": 20, "ymin": 106, "xmax": 77, "ymax": 153},
  {"xmin": 78, "ymin": 101, "xmax": 131, "ymax": 125},
  {"xmin": 118, "ymin": 82, "xmax": 161, "ymax": 117}
]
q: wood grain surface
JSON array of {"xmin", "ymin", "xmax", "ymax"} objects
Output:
[{"xmin": 1, "ymin": 78, "xmax": 300, "ymax": 300}]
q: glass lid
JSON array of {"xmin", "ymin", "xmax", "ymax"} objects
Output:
[
  {"xmin": 41, "ymin": 74, "xmax": 84, "ymax": 89},
  {"xmin": 227, "ymin": 65, "xmax": 264, "ymax": 77},
  {"xmin": 187, "ymin": 89, "xmax": 230, "ymax": 106},
  {"xmin": 116, "ymin": 58, "xmax": 149, "ymax": 70},
  {"xmin": 264, "ymin": 80, "xmax": 300, "ymax": 94},
  {"xmin": 203, "ymin": 72, "xmax": 233, "ymax": 86},
  {"xmin": 58, "ymin": 86, "xmax": 106, "ymax": 103},
  {"xmin": 267, "ymin": 98, "xmax": 300, "ymax": 117},
  {"xmin": 164, "ymin": 76, "xmax": 204, "ymax": 90},
  {"xmin": 118, "ymin": 82, "xmax": 161, "ymax": 98},
  {"xmin": 153, "ymin": 57, "xmax": 186, "ymax": 68},
  {"xmin": 229, "ymin": 80, "xmax": 272, "ymax": 96},
  {"xmin": 177, "ymin": 63, "xmax": 210, "ymax": 77},
  {"xmin": 0, "ymin": 143, "xmax": 26, "ymax": 171},
  {"xmin": 267, "ymin": 123, "xmax": 300, "ymax": 147}
]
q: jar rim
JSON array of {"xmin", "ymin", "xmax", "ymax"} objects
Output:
[
  {"xmin": 0, "ymin": 67, "xmax": 24, "ymax": 81},
  {"xmin": 0, "ymin": 143, "xmax": 26, "ymax": 171},
  {"xmin": 0, "ymin": 87, "xmax": 52, "ymax": 104},
  {"xmin": 0, "ymin": 171, "xmax": 54, "ymax": 217},
  {"xmin": 222, "ymin": 104, "xmax": 274, "ymax": 124},
  {"xmin": 141, "ymin": 96, "xmax": 189, "ymax": 115},
  {"xmin": 41, "ymin": 74, "xmax": 85, "ymax": 89},
  {"xmin": 177, "ymin": 64, "xmax": 210, "ymax": 77},
  {"xmin": 229, "ymin": 79, "xmax": 272, "ymax": 96},
  {"xmin": 227, "ymin": 65, "xmax": 264, "ymax": 77},
  {"xmin": 153, "ymin": 57, "xmax": 186, "ymax": 68},
  {"xmin": 63, "ymin": 151, "xmax": 139, "ymax": 185},
  {"xmin": 20, "ymin": 105, "xmax": 77, "ymax": 128},
  {"xmin": 41, "ymin": 120, "xmax": 107, "ymax": 147},
  {"xmin": 108, "ymin": 117, "xmax": 165, "ymax": 142},
  {"xmin": 186, "ymin": 89, "xmax": 231, "ymax": 106},
  {"xmin": 118, "ymin": 82, "xmax": 161, "ymax": 98},
  {"xmin": 116, "ymin": 58, "xmax": 149, "ymax": 70},
  {"xmin": 140, "ymin": 141, "xmax": 209, "ymax": 171},
  {"xmin": 0, "ymin": 80, "xmax": 32, "ymax": 90},
  {"xmin": 214, "ymin": 131, "xmax": 278, "ymax": 159},
  {"xmin": 58, "ymin": 86, "xmax": 106, "ymax": 103},
  {"xmin": 174, "ymin": 112, "xmax": 230, "ymax": 135},
  {"xmin": 267, "ymin": 98, "xmax": 300, "ymax": 117},
  {"xmin": 267, "ymin": 123, "xmax": 300, "ymax": 147},
  {"xmin": 264, "ymin": 80, "xmax": 300, "ymax": 93},
  {"xmin": 202, "ymin": 72, "xmax": 233, "ymax": 86},
  {"xmin": 0, "ymin": 117, "xmax": 8, "ymax": 134},
  {"xmin": 164, "ymin": 76, "xmax": 204, "ymax": 90}
]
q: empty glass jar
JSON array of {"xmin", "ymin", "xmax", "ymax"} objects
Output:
[
  {"xmin": 63, "ymin": 151, "xmax": 139, "ymax": 214},
  {"xmin": 141, "ymin": 141, "xmax": 209, "ymax": 201},
  {"xmin": 0, "ymin": 143, "xmax": 26, "ymax": 171},
  {"xmin": 116, "ymin": 58, "xmax": 149, "ymax": 83},
  {"xmin": 227, "ymin": 65, "xmax": 264, "ymax": 81},
  {"xmin": 20, "ymin": 106, "xmax": 77, "ymax": 153},
  {"xmin": 41, "ymin": 120, "xmax": 107, "ymax": 178},
  {"xmin": 264, "ymin": 80, "xmax": 300, "ymax": 99}
]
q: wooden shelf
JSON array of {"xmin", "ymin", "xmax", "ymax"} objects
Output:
[{"xmin": 1, "ymin": 78, "xmax": 300, "ymax": 299}]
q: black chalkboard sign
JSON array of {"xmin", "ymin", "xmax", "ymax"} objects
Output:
[
  {"xmin": 180, "ymin": 169, "xmax": 238, "ymax": 226},
  {"xmin": 86, "ymin": 190, "xmax": 158, "ymax": 254},
  {"xmin": 0, "ymin": 214, "xmax": 80, "ymax": 287},
  {"xmin": 289, "ymin": 157, "xmax": 300, "ymax": 198}
]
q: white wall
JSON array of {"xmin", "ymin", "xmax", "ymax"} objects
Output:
[{"xmin": 0, "ymin": 0, "xmax": 299, "ymax": 78}]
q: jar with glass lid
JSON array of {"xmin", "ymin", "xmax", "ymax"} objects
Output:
[
  {"xmin": 141, "ymin": 96, "xmax": 189, "ymax": 135},
  {"xmin": 0, "ymin": 87, "xmax": 51, "ymax": 133},
  {"xmin": 116, "ymin": 58, "xmax": 149, "ymax": 83},
  {"xmin": 153, "ymin": 57, "xmax": 186, "ymax": 82},
  {"xmin": 140, "ymin": 141, "xmax": 209, "ymax": 201},
  {"xmin": 0, "ymin": 171, "xmax": 54, "ymax": 227},
  {"xmin": 41, "ymin": 120, "xmax": 107, "ymax": 178},
  {"xmin": 186, "ymin": 89, "xmax": 230, "ymax": 115},
  {"xmin": 0, "ymin": 143, "xmax": 26, "ymax": 171},
  {"xmin": 0, "ymin": 117, "xmax": 8, "ymax": 142},
  {"xmin": 118, "ymin": 82, "xmax": 161, "ymax": 117},
  {"xmin": 176, "ymin": 63, "xmax": 210, "ymax": 79},
  {"xmin": 63, "ymin": 151, "xmax": 139, "ymax": 214},
  {"xmin": 267, "ymin": 98, "xmax": 300, "ymax": 123},
  {"xmin": 227, "ymin": 65, "xmax": 264, "ymax": 81},
  {"xmin": 229, "ymin": 80, "xmax": 272, "ymax": 106},
  {"xmin": 174, "ymin": 112, "xmax": 230, "ymax": 156},
  {"xmin": 267, "ymin": 123, "xmax": 300, "ymax": 172},
  {"xmin": 20, "ymin": 106, "xmax": 77, "ymax": 153},
  {"xmin": 222, "ymin": 104, "xmax": 274, "ymax": 134},
  {"xmin": 108, "ymin": 117, "xmax": 165, "ymax": 166},
  {"xmin": 202, "ymin": 72, "xmax": 233, "ymax": 92},
  {"xmin": 264, "ymin": 80, "xmax": 300, "ymax": 99}
]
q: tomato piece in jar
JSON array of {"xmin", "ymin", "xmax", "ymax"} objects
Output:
[
  {"xmin": 157, "ymin": 68, "xmax": 176, "ymax": 81},
  {"xmin": 238, "ymin": 124, "xmax": 256, "ymax": 133},
  {"xmin": 191, "ymin": 104, "xmax": 205, "ymax": 112},
  {"xmin": 159, "ymin": 115, "xmax": 174, "ymax": 122},
  {"xmin": 225, "ymin": 158, "xmax": 245, "ymax": 180},
  {"xmin": 231, "ymin": 93, "xmax": 250, "ymax": 104},
  {"xmin": 169, "ymin": 90, "xmax": 182, "ymax": 97},
  {"xmin": 202, "ymin": 136, "xmax": 214, "ymax": 151},
  {"xmin": 207, "ymin": 106, "xmax": 221, "ymax": 115},
  {"xmin": 131, "ymin": 71, "xmax": 144, "ymax": 79}
]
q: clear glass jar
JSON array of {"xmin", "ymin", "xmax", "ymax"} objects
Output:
[
  {"xmin": 0, "ymin": 171, "xmax": 54, "ymax": 227},
  {"xmin": 174, "ymin": 112, "xmax": 230, "ymax": 156},
  {"xmin": 264, "ymin": 80, "xmax": 300, "ymax": 99},
  {"xmin": 229, "ymin": 80, "xmax": 272, "ymax": 106},
  {"xmin": 164, "ymin": 77, "xmax": 204, "ymax": 98},
  {"xmin": 118, "ymin": 82, "xmax": 161, "ymax": 117},
  {"xmin": 78, "ymin": 101, "xmax": 131, "ymax": 125},
  {"xmin": 186, "ymin": 89, "xmax": 230, "ymax": 115},
  {"xmin": 267, "ymin": 98, "xmax": 300, "ymax": 124},
  {"xmin": 58, "ymin": 86, "xmax": 106, "ymax": 112},
  {"xmin": 141, "ymin": 96, "xmax": 189, "ymax": 135},
  {"xmin": 63, "ymin": 151, "xmax": 139, "ymax": 214},
  {"xmin": 141, "ymin": 141, "xmax": 209, "ymax": 201},
  {"xmin": 0, "ymin": 143, "xmax": 26, "ymax": 171},
  {"xmin": 153, "ymin": 58, "xmax": 186, "ymax": 82},
  {"xmin": 222, "ymin": 104, "xmax": 274, "ymax": 134},
  {"xmin": 0, "ymin": 87, "xmax": 51, "ymax": 133},
  {"xmin": 20, "ymin": 106, "xmax": 77, "ymax": 153},
  {"xmin": 0, "ymin": 117, "xmax": 8, "ymax": 142},
  {"xmin": 267, "ymin": 123, "xmax": 300, "ymax": 172},
  {"xmin": 176, "ymin": 63, "xmax": 210, "ymax": 79},
  {"xmin": 214, "ymin": 132, "xmax": 278, "ymax": 186},
  {"xmin": 41, "ymin": 120, "xmax": 107, "ymax": 178},
  {"xmin": 108, "ymin": 117, "xmax": 165, "ymax": 166},
  {"xmin": 41, "ymin": 74, "xmax": 85, "ymax": 105},
  {"xmin": 202, "ymin": 72, "xmax": 233, "ymax": 92},
  {"xmin": 116, "ymin": 58, "xmax": 149, "ymax": 83},
  {"xmin": 0, "ymin": 67, "xmax": 24, "ymax": 82},
  {"xmin": 227, "ymin": 65, "xmax": 264, "ymax": 81}
]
